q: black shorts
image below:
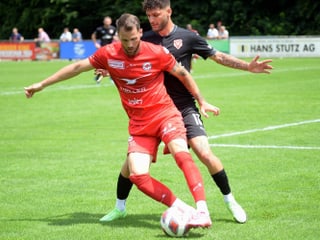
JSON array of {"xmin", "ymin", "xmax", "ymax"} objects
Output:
[{"xmin": 181, "ymin": 107, "xmax": 207, "ymax": 139}]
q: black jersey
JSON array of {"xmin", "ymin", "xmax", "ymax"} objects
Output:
[
  {"xmin": 94, "ymin": 25, "xmax": 116, "ymax": 46},
  {"xmin": 142, "ymin": 25, "xmax": 216, "ymax": 111}
]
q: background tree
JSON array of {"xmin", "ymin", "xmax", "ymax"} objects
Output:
[{"xmin": 0, "ymin": 0, "xmax": 319, "ymax": 40}]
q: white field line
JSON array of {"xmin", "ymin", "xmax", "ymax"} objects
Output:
[
  {"xmin": 2, "ymin": 65, "xmax": 319, "ymax": 96},
  {"xmin": 208, "ymin": 119, "xmax": 320, "ymax": 140},
  {"xmin": 208, "ymin": 119, "xmax": 320, "ymax": 150},
  {"xmin": 192, "ymin": 65, "xmax": 319, "ymax": 80},
  {"xmin": 209, "ymin": 144, "xmax": 320, "ymax": 150},
  {"xmin": 1, "ymin": 82, "xmax": 114, "ymax": 96}
]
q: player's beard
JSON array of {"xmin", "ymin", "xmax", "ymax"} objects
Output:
[
  {"xmin": 124, "ymin": 42, "xmax": 140, "ymax": 57},
  {"xmin": 152, "ymin": 15, "xmax": 169, "ymax": 33}
]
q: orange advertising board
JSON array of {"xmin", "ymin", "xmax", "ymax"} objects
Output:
[{"xmin": 0, "ymin": 42, "xmax": 36, "ymax": 60}]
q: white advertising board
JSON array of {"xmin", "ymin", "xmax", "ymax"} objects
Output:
[{"xmin": 230, "ymin": 36, "xmax": 320, "ymax": 58}]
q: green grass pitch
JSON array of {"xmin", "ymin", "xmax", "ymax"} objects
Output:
[{"xmin": 0, "ymin": 57, "xmax": 319, "ymax": 239}]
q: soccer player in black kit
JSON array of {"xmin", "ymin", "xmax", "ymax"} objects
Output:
[
  {"xmin": 92, "ymin": 16, "xmax": 117, "ymax": 83},
  {"xmin": 91, "ymin": 16, "xmax": 117, "ymax": 48},
  {"xmin": 100, "ymin": 0, "xmax": 273, "ymax": 224}
]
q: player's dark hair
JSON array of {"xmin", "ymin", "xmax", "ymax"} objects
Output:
[
  {"xmin": 116, "ymin": 13, "xmax": 140, "ymax": 32},
  {"xmin": 142, "ymin": 0, "xmax": 170, "ymax": 11}
]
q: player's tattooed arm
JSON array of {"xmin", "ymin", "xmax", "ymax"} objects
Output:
[
  {"xmin": 211, "ymin": 52, "xmax": 273, "ymax": 74},
  {"xmin": 169, "ymin": 62, "xmax": 204, "ymax": 102},
  {"xmin": 211, "ymin": 51, "xmax": 249, "ymax": 71},
  {"xmin": 169, "ymin": 62, "xmax": 220, "ymax": 117},
  {"xmin": 171, "ymin": 62, "xmax": 188, "ymax": 76}
]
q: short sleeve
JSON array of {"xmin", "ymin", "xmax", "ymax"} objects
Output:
[{"xmin": 159, "ymin": 46, "xmax": 176, "ymax": 72}]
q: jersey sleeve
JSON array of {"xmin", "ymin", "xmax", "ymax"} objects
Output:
[
  {"xmin": 190, "ymin": 33, "xmax": 216, "ymax": 59},
  {"xmin": 88, "ymin": 47, "xmax": 108, "ymax": 69},
  {"xmin": 158, "ymin": 46, "xmax": 176, "ymax": 72}
]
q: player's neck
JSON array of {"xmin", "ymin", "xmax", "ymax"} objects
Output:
[{"xmin": 158, "ymin": 20, "xmax": 175, "ymax": 37}]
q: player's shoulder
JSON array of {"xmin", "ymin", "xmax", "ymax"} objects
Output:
[
  {"xmin": 142, "ymin": 40, "xmax": 163, "ymax": 51},
  {"xmin": 142, "ymin": 41, "xmax": 170, "ymax": 55},
  {"xmin": 176, "ymin": 26, "xmax": 211, "ymax": 50},
  {"xmin": 142, "ymin": 30, "xmax": 162, "ymax": 44},
  {"xmin": 142, "ymin": 30, "xmax": 157, "ymax": 38},
  {"xmin": 175, "ymin": 26, "xmax": 194, "ymax": 35},
  {"xmin": 96, "ymin": 26, "xmax": 104, "ymax": 31},
  {"xmin": 109, "ymin": 25, "xmax": 116, "ymax": 30}
]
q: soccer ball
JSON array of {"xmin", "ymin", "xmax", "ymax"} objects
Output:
[{"xmin": 160, "ymin": 206, "xmax": 191, "ymax": 237}]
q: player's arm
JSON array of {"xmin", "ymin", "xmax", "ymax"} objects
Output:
[
  {"xmin": 91, "ymin": 30, "xmax": 100, "ymax": 48},
  {"xmin": 24, "ymin": 59, "xmax": 93, "ymax": 98},
  {"xmin": 168, "ymin": 62, "xmax": 220, "ymax": 118},
  {"xmin": 210, "ymin": 51, "xmax": 273, "ymax": 74}
]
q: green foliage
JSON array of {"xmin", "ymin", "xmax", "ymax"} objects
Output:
[{"xmin": 0, "ymin": 0, "xmax": 319, "ymax": 39}]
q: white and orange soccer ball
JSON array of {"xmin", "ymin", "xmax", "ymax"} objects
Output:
[{"xmin": 160, "ymin": 206, "xmax": 191, "ymax": 237}]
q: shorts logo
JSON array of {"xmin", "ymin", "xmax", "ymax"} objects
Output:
[
  {"xmin": 162, "ymin": 123, "xmax": 177, "ymax": 136},
  {"xmin": 173, "ymin": 39, "xmax": 183, "ymax": 50},
  {"xmin": 108, "ymin": 59, "xmax": 125, "ymax": 69}
]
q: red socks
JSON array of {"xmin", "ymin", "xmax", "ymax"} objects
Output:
[
  {"xmin": 129, "ymin": 173, "xmax": 176, "ymax": 207},
  {"xmin": 129, "ymin": 152, "xmax": 206, "ymax": 207},
  {"xmin": 174, "ymin": 151, "xmax": 206, "ymax": 202}
]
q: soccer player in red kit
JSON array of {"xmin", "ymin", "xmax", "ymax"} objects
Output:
[
  {"xmin": 24, "ymin": 13, "xmax": 220, "ymax": 228},
  {"xmin": 102, "ymin": 0, "xmax": 273, "ymax": 225}
]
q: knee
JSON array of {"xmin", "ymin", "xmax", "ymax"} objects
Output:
[
  {"xmin": 196, "ymin": 151, "xmax": 223, "ymax": 173},
  {"xmin": 129, "ymin": 173, "xmax": 149, "ymax": 187},
  {"xmin": 120, "ymin": 163, "xmax": 130, "ymax": 178},
  {"xmin": 197, "ymin": 150, "xmax": 215, "ymax": 163},
  {"xmin": 174, "ymin": 151, "xmax": 194, "ymax": 169}
]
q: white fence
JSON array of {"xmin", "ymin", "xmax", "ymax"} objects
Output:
[{"xmin": 230, "ymin": 36, "xmax": 320, "ymax": 58}]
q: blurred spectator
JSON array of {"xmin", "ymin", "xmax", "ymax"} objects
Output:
[
  {"xmin": 91, "ymin": 16, "xmax": 117, "ymax": 48},
  {"xmin": 72, "ymin": 28, "xmax": 83, "ymax": 42},
  {"xmin": 217, "ymin": 20, "xmax": 222, "ymax": 32},
  {"xmin": 34, "ymin": 28, "xmax": 51, "ymax": 46},
  {"xmin": 59, "ymin": 27, "xmax": 72, "ymax": 42},
  {"xmin": 186, "ymin": 24, "xmax": 199, "ymax": 35},
  {"xmin": 9, "ymin": 27, "xmax": 24, "ymax": 42},
  {"xmin": 218, "ymin": 26, "xmax": 229, "ymax": 39},
  {"xmin": 206, "ymin": 23, "xmax": 218, "ymax": 39}
]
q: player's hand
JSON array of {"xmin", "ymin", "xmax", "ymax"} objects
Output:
[
  {"xmin": 248, "ymin": 56, "xmax": 273, "ymax": 74},
  {"xmin": 199, "ymin": 101, "xmax": 220, "ymax": 118},
  {"xmin": 24, "ymin": 83, "xmax": 44, "ymax": 98},
  {"xmin": 94, "ymin": 69, "xmax": 109, "ymax": 83},
  {"xmin": 94, "ymin": 69, "xmax": 110, "ymax": 77}
]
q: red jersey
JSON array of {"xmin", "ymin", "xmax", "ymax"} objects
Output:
[{"xmin": 89, "ymin": 41, "xmax": 178, "ymax": 125}]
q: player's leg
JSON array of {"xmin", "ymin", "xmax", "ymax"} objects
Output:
[
  {"xmin": 127, "ymin": 152, "xmax": 195, "ymax": 212},
  {"xmin": 100, "ymin": 135, "xmax": 194, "ymax": 222},
  {"xmin": 99, "ymin": 159, "xmax": 132, "ymax": 222},
  {"xmin": 187, "ymin": 116, "xmax": 247, "ymax": 223},
  {"xmin": 166, "ymin": 138, "xmax": 212, "ymax": 228}
]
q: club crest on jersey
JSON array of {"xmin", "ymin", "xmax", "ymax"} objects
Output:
[
  {"xmin": 173, "ymin": 39, "xmax": 183, "ymax": 49},
  {"xmin": 142, "ymin": 62, "xmax": 152, "ymax": 71}
]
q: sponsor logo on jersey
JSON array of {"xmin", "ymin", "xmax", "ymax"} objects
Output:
[
  {"xmin": 119, "ymin": 73, "xmax": 152, "ymax": 85},
  {"xmin": 120, "ymin": 86, "xmax": 147, "ymax": 94},
  {"xmin": 108, "ymin": 59, "xmax": 125, "ymax": 69},
  {"xmin": 173, "ymin": 39, "xmax": 183, "ymax": 49},
  {"xmin": 128, "ymin": 98, "xmax": 143, "ymax": 105}
]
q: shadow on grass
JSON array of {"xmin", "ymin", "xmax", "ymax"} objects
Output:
[
  {"xmin": 7, "ymin": 212, "xmax": 206, "ymax": 238},
  {"xmin": 8, "ymin": 212, "xmax": 157, "ymax": 228}
]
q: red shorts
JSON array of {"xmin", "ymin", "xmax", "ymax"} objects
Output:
[{"xmin": 127, "ymin": 111, "xmax": 186, "ymax": 162}]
